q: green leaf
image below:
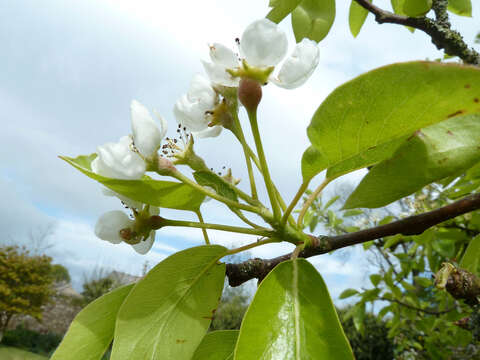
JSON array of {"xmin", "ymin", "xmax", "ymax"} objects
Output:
[
  {"xmin": 403, "ymin": 0, "xmax": 432, "ymax": 17},
  {"xmin": 51, "ymin": 284, "xmax": 133, "ymax": 360},
  {"xmin": 193, "ymin": 171, "xmax": 238, "ymax": 202},
  {"xmin": 301, "ymin": 146, "xmax": 328, "ymax": 182},
  {"xmin": 324, "ymin": 195, "xmax": 340, "ymax": 209},
  {"xmin": 234, "ymin": 259, "xmax": 354, "ymax": 359},
  {"xmin": 391, "ymin": 0, "xmax": 405, "ymax": 14},
  {"xmin": 61, "ymin": 154, "xmax": 205, "ymax": 211},
  {"xmin": 291, "ymin": 0, "xmax": 336, "ymax": 43},
  {"xmin": 378, "ymin": 305, "xmax": 393, "ymax": 319},
  {"xmin": 353, "ymin": 302, "xmax": 366, "ymax": 334},
  {"xmin": 448, "ymin": 0, "xmax": 472, "ymax": 17},
  {"xmin": 343, "ymin": 209, "xmax": 364, "ymax": 217},
  {"xmin": 432, "ymin": 238, "xmax": 456, "ymax": 258},
  {"xmin": 307, "ymin": 61, "xmax": 480, "ymax": 181},
  {"xmin": 383, "ymin": 234, "xmax": 402, "ymax": 249},
  {"xmin": 460, "ymin": 235, "xmax": 480, "ymax": 276},
  {"xmin": 192, "ymin": 330, "xmax": 239, "ymax": 360},
  {"xmin": 349, "ymin": 0, "xmax": 370, "ymax": 38},
  {"xmin": 111, "ymin": 245, "xmax": 227, "ymax": 360},
  {"xmin": 370, "ymin": 274, "xmax": 382, "ymax": 287},
  {"xmin": 339, "ymin": 288, "xmax": 359, "ymax": 299},
  {"xmin": 344, "ymin": 114, "xmax": 480, "ymax": 209},
  {"xmin": 414, "ymin": 276, "xmax": 432, "ymax": 288},
  {"xmin": 266, "ymin": 0, "xmax": 303, "ymax": 23}
]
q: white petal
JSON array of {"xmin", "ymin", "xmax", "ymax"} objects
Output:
[
  {"xmin": 202, "ymin": 60, "xmax": 239, "ymax": 87},
  {"xmin": 174, "ymin": 95, "xmax": 209, "ymax": 132},
  {"xmin": 192, "ymin": 125, "xmax": 222, "ymax": 138},
  {"xmin": 153, "ymin": 109, "xmax": 168, "ymax": 140},
  {"xmin": 240, "ymin": 19, "xmax": 288, "ymax": 67},
  {"xmin": 131, "ymin": 100, "xmax": 163, "ymax": 156},
  {"xmin": 93, "ymin": 136, "xmax": 146, "ymax": 180},
  {"xmin": 272, "ymin": 39, "xmax": 320, "ymax": 89},
  {"xmin": 187, "ymin": 75, "xmax": 216, "ymax": 103},
  {"xmin": 131, "ymin": 232, "xmax": 155, "ymax": 254},
  {"xmin": 95, "ymin": 210, "xmax": 133, "ymax": 244},
  {"xmin": 209, "ymin": 43, "xmax": 238, "ymax": 68}
]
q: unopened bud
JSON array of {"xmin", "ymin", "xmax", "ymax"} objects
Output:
[
  {"xmin": 238, "ymin": 78, "xmax": 262, "ymax": 111},
  {"xmin": 155, "ymin": 157, "xmax": 176, "ymax": 175}
]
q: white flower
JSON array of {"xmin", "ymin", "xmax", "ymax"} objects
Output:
[
  {"xmin": 173, "ymin": 74, "xmax": 223, "ymax": 138},
  {"xmin": 91, "ymin": 136, "xmax": 146, "ymax": 180},
  {"xmin": 95, "ymin": 210, "xmax": 134, "ymax": 245},
  {"xmin": 203, "ymin": 19, "xmax": 319, "ymax": 89},
  {"xmin": 94, "ymin": 205, "xmax": 159, "ymax": 255},
  {"xmin": 92, "ymin": 101, "xmax": 167, "ymax": 179},
  {"xmin": 131, "ymin": 100, "xmax": 167, "ymax": 157}
]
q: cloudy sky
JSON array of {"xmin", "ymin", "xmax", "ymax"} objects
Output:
[{"xmin": 1, "ymin": 0, "xmax": 479, "ymax": 298}]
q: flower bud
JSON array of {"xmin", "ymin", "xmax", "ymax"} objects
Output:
[{"xmin": 238, "ymin": 78, "xmax": 262, "ymax": 111}]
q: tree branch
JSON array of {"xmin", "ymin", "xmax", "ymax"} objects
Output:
[
  {"xmin": 353, "ymin": 0, "xmax": 480, "ymax": 65},
  {"xmin": 226, "ymin": 193, "xmax": 480, "ymax": 287}
]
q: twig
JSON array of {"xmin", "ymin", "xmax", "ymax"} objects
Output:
[
  {"xmin": 226, "ymin": 193, "xmax": 480, "ymax": 286},
  {"xmin": 353, "ymin": 0, "xmax": 480, "ymax": 65}
]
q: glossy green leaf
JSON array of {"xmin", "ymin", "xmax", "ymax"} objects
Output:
[
  {"xmin": 192, "ymin": 330, "xmax": 239, "ymax": 360},
  {"xmin": 51, "ymin": 284, "xmax": 133, "ymax": 360},
  {"xmin": 307, "ymin": 61, "xmax": 480, "ymax": 181},
  {"xmin": 61, "ymin": 154, "xmax": 205, "ymax": 211},
  {"xmin": 291, "ymin": 0, "xmax": 336, "ymax": 43},
  {"xmin": 339, "ymin": 288, "xmax": 359, "ymax": 299},
  {"xmin": 234, "ymin": 259, "xmax": 354, "ymax": 359},
  {"xmin": 403, "ymin": 0, "xmax": 432, "ymax": 17},
  {"xmin": 460, "ymin": 235, "xmax": 480, "ymax": 275},
  {"xmin": 344, "ymin": 114, "xmax": 480, "ymax": 209},
  {"xmin": 266, "ymin": 0, "xmax": 302, "ymax": 23},
  {"xmin": 448, "ymin": 0, "xmax": 472, "ymax": 17},
  {"xmin": 193, "ymin": 171, "xmax": 237, "ymax": 202},
  {"xmin": 111, "ymin": 245, "xmax": 227, "ymax": 360},
  {"xmin": 349, "ymin": 0, "xmax": 370, "ymax": 38}
]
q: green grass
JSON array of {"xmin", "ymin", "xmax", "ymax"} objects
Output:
[{"xmin": 0, "ymin": 346, "xmax": 48, "ymax": 360}]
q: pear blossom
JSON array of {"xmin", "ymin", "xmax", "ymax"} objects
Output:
[
  {"xmin": 94, "ymin": 205, "xmax": 159, "ymax": 255},
  {"xmin": 173, "ymin": 74, "xmax": 223, "ymax": 138},
  {"xmin": 203, "ymin": 19, "xmax": 319, "ymax": 89},
  {"xmin": 92, "ymin": 100, "xmax": 167, "ymax": 179}
]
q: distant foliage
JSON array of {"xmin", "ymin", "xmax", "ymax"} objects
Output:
[
  {"xmin": 0, "ymin": 246, "xmax": 54, "ymax": 342},
  {"xmin": 210, "ymin": 285, "xmax": 249, "ymax": 331},
  {"xmin": 2, "ymin": 324, "xmax": 61, "ymax": 356},
  {"xmin": 338, "ymin": 308, "xmax": 394, "ymax": 360}
]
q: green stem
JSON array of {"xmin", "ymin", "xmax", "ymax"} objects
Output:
[
  {"xmin": 232, "ymin": 113, "xmax": 258, "ymax": 200},
  {"xmin": 163, "ymin": 218, "xmax": 274, "ymax": 237},
  {"xmin": 297, "ymin": 178, "xmax": 331, "ymax": 227},
  {"xmin": 229, "ymin": 207, "xmax": 269, "ymax": 230},
  {"xmin": 244, "ymin": 144, "xmax": 293, "ymax": 223},
  {"xmin": 282, "ymin": 181, "xmax": 310, "ymax": 227},
  {"xmin": 225, "ymin": 238, "xmax": 276, "ymax": 256},
  {"xmin": 247, "ymin": 109, "xmax": 281, "ymax": 220},
  {"xmin": 195, "ymin": 210, "xmax": 210, "ymax": 245},
  {"xmin": 171, "ymin": 170, "xmax": 261, "ymax": 215}
]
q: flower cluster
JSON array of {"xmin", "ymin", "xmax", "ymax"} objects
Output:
[
  {"xmin": 173, "ymin": 18, "xmax": 319, "ymax": 138},
  {"xmin": 90, "ymin": 19, "xmax": 320, "ymax": 254}
]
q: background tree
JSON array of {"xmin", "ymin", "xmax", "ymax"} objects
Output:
[{"xmin": 0, "ymin": 246, "xmax": 54, "ymax": 342}]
